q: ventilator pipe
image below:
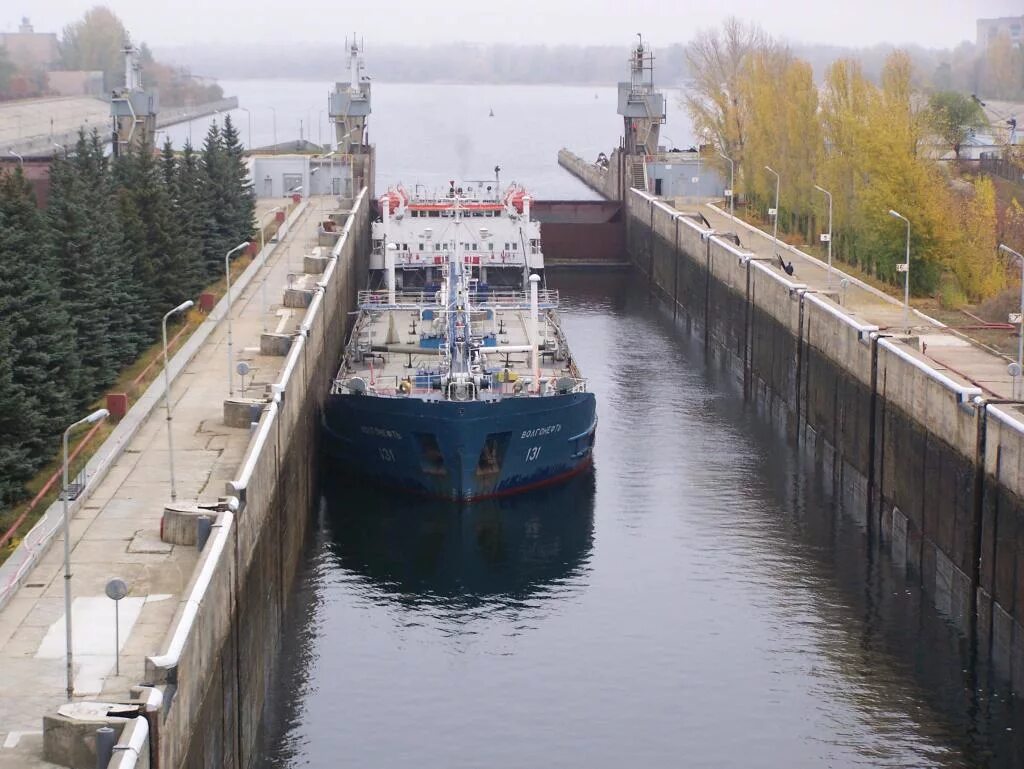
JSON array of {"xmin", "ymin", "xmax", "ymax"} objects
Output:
[
  {"xmin": 385, "ymin": 243, "xmax": 397, "ymax": 304},
  {"xmin": 529, "ymin": 274, "xmax": 541, "ymax": 390},
  {"xmin": 480, "ymin": 344, "xmax": 534, "ymax": 355}
]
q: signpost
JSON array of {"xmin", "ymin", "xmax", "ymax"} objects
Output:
[{"xmin": 105, "ymin": 578, "xmax": 128, "ymax": 676}]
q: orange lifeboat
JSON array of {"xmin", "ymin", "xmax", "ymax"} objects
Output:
[
  {"xmin": 505, "ymin": 185, "xmax": 528, "ymax": 213},
  {"xmin": 380, "ymin": 189, "xmax": 403, "ymax": 214}
]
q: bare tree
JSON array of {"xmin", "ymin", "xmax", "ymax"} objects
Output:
[{"xmin": 684, "ymin": 18, "xmax": 771, "ymax": 163}]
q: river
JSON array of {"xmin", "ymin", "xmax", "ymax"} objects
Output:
[{"xmin": 231, "ymin": 82, "xmax": 1024, "ymax": 767}]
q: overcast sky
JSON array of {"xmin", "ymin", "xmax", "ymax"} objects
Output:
[{"xmin": 3, "ymin": 1, "xmax": 1022, "ymax": 49}]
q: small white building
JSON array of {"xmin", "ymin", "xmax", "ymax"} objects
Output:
[{"xmin": 248, "ymin": 153, "xmax": 355, "ymax": 199}]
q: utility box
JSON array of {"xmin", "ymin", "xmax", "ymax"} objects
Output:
[
  {"xmin": 199, "ymin": 292, "xmax": 216, "ymax": 313},
  {"xmin": 106, "ymin": 392, "xmax": 128, "ymax": 419}
]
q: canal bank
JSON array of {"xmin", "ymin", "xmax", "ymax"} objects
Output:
[
  {"xmin": 617, "ymin": 183, "xmax": 1024, "ymax": 692},
  {"xmin": 0, "ymin": 190, "xmax": 369, "ymax": 769}
]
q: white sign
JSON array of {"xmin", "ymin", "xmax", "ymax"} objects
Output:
[
  {"xmin": 724, "ymin": 188, "xmax": 733, "ymax": 197},
  {"xmin": 768, "ymin": 208, "xmax": 777, "ymax": 216},
  {"xmin": 1010, "ymin": 313, "xmax": 1023, "ymax": 324},
  {"xmin": 896, "ymin": 263, "xmax": 909, "ymax": 273},
  {"xmin": 819, "ymin": 233, "xmax": 831, "ymax": 243},
  {"xmin": 691, "ymin": 177, "xmax": 700, "ymax": 184}
]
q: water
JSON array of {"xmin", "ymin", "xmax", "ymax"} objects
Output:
[
  {"xmin": 252, "ymin": 84, "xmax": 1024, "ymax": 767},
  {"xmin": 160, "ymin": 79, "xmax": 694, "ymax": 198}
]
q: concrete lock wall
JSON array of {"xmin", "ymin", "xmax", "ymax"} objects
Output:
[
  {"xmin": 144, "ymin": 190, "xmax": 370, "ymax": 769},
  {"xmin": 624, "ymin": 188, "xmax": 1024, "ymax": 691}
]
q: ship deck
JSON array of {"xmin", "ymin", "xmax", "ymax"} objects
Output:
[{"xmin": 334, "ymin": 297, "xmax": 583, "ymax": 399}]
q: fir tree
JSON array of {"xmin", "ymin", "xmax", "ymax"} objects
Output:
[
  {"xmin": 0, "ymin": 319, "xmax": 31, "ymax": 508},
  {"xmin": 200, "ymin": 122, "xmax": 234, "ymax": 281},
  {"xmin": 49, "ymin": 131, "xmax": 136, "ymax": 399},
  {"xmin": 221, "ymin": 114, "xmax": 255, "ymax": 244},
  {"xmin": 115, "ymin": 137, "xmax": 191, "ymax": 327},
  {"xmin": 163, "ymin": 139, "xmax": 205, "ymax": 296},
  {"xmin": 0, "ymin": 168, "xmax": 80, "ymax": 466}
]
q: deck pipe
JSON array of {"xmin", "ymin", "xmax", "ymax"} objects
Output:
[{"xmin": 529, "ymin": 274, "xmax": 540, "ymax": 389}]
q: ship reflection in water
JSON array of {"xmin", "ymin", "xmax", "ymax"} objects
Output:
[{"xmin": 320, "ymin": 467, "xmax": 596, "ymax": 609}]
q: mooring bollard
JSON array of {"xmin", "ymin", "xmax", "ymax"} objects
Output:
[
  {"xmin": 196, "ymin": 515, "xmax": 213, "ymax": 551},
  {"xmin": 95, "ymin": 726, "xmax": 115, "ymax": 768}
]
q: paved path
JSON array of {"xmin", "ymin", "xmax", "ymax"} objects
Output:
[
  {"xmin": 702, "ymin": 204, "xmax": 1023, "ymax": 402},
  {"xmin": 0, "ymin": 196, "xmax": 331, "ymax": 767}
]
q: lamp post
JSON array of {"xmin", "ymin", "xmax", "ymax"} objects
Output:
[
  {"xmin": 225, "ymin": 241, "xmax": 250, "ymax": 397},
  {"xmin": 63, "ymin": 408, "xmax": 110, "ymax": 700},
  {"xmin": 9, "ymin": 149, "xmax": 24, "ymax": 168},
  {"xmin": 269, "ymin": 106, "xmax": 277, "ymax": 153},
  {"xmin": 814, "ymin": 184, "xmax": 833, "ymax": 289},
  {"xmin": 237, "ymin": 106, "xmax": 252, "ymax": 149},
  {"xmin": 258, "ymin": 206, "xmax": 284, "ymax": 331},
  {"xmin": 1000, "ymin": 243, "xmax": 1024, "ymax": 397},
  {"xmin": 764, "ymin": 165, "xmax": 780, "ymax": 253},
  {"xmin": 719, "ymin": 151, "xmax": 735, "ymax": 217},
  {"xmin": 162, "ymin": 300, "xmax": 194, "ymax": 501},
  {"xmin": 889, "ymin": 209, "xmax": 911, "ymax": 329}
]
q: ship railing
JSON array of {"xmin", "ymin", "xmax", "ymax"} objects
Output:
[
  {"xmin": 357, "ymin": 289, "xmax": 440, "ymax": 309},
  {"xmin": 473, "ymin": 288, "xmax": 559, "ymax": 309}
]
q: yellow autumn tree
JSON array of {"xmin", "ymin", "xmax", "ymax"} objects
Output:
[
  {"xmin": 954, "ymin": 176, "xmax": 1003, "ymax": 301},
  {"xmin": 737, "ymin": 48, "xmax": 820, "ymax": 239}
]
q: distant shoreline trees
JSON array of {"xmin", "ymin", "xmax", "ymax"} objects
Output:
[{"xmin": 0, "ymin": 115, "xmax": 252, "ymax": 512}]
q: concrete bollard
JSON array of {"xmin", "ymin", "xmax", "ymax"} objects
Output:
[
  {"xmin": 196, "ymin": 515, "xmax": 213, "ymax": 551},
  {"xmin": 223, "ymin": 398, "xmax": 266, "ymax": 428},
  {"xmin": 284, "ymin": 287, "xmax": 315, "ymax": 308},
  {"xmin": 304, "ymin": 254, "xmax": 330, "ymax": 274},
  {"xmin": 260, "ymin": 332, "xmax": 293, "ymax": 356},
  {"xmin": 95, "ymin": 726, "xmax": 115, "ymax": 768}
]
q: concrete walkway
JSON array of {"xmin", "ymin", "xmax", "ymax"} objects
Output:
[
  {"xmin": 0, "ymin": 197, "xmax": 332, "ymax": 768},
  {"xmin": 701, "ymin": 203, "xmax": 1024, "ymax": 403}
]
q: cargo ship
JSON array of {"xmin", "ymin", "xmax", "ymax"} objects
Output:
[{"xmin": 324, "ymin": 179, "xmax": 596, "ymax": 501}]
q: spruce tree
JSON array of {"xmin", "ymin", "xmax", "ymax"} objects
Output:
[
  {"xmin": 163, "ymin": 139, "xmax": 205, "ymax": 296},
  {"xmin": 200, "ymin": 123, "xmax": 234, "ymax": 282},
  {"xmin": 0, "ymin": 319, "xmax": 31, "ymax": 508},
  {"xmin": 0, "ymin": 168, "xmax": 80, "ymax": 470},
  {"xmin": 49, "ymin": 131, "xmax": 136, "ymax": 399},
  {"xmin": 115, "ymin": 138, "xmax": 190, "ymax": 327},
  {"xmin": 221, "ymin": 114, "xmax": 255, "ymax": 244}
]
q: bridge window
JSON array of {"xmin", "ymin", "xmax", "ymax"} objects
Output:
[
  {"xmin": 488, "ymin": 243, "xmax": 494, "ymax": 251},
  {"xmin": 419, "ymin": 243, "xmax": 424, "ymax": 251}
]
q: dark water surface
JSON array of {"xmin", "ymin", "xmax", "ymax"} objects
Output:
[{"xmin": 258, "ymin": 274, "xmax": 1024, "ymax": 768}]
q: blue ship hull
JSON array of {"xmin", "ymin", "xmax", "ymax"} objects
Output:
[{"xmin": 323, "ymin": 392, "xmax": 597, "ymax": 501}]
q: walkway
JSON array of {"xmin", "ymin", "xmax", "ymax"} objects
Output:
[
  {"xmin": 701, "ymin": 203, "xmax": 1023, "ymax": 402},
  {"xmin": 0, "ymin": 196, "xmax": 332, "ymax": 768}
]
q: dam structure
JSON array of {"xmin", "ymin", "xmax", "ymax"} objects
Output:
[{"xmin": 559, "ymin": 40, "xmax": 1024, "ymax": 697}]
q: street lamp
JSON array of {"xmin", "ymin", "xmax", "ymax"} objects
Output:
[
  {"xmin": 268, "ymin": 106, "xmax": 277, "ymax": 153},
  {"xmin": 814, "ymin": 185, "xmax": 833, "ymax": 289},
  {"xmin": 237, "ymin": 106, "xmax": 253, "ymax": 149},
  {"xmin": 258, "ymin": 206, "xmax": 284, "ymax": 331},
  {"xmin": 764, "ymin": 165, "xmax": 780, "ymax": 253},
  {"xmin": 62, "ymin": 408, "xmax": 110, "ymax": 700},
  {"xmin": 225, "ymin": 241, "xmax": 250, "ymax": 397},
  {"xmin": 8, "ymin": 149, "xmax": 23, "ymax": 167},
  {"xmin": 719, "ymin": 151, "xmax": 735, "ymax": 217},
  {"xmin": 162, "ymin": 300, "xmax": 194, "ymax": 501},
  {"xmin": 999, "ymin": 243, "xmax": 1024, "ymax": 397},
  {"xmin": 889, "ymin": 209, "xmax": 911, "ymax": 329}
]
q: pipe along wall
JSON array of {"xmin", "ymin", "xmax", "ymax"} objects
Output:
[
  {"xmin": 626, "ymin": 189, "xmax": 1024, "ymax": 693},
  {"xmin": 141, "ymin": 191, "xmax": 370, "ymax": 769}
]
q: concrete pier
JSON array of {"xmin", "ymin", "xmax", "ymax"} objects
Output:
[
  {"xmin": 0, "ymin": 192, "xmax": 369, "ymax": 768},
  {"xmin": 618, "ymin": 184, "xmax": 1024, "ymax": 693}
]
